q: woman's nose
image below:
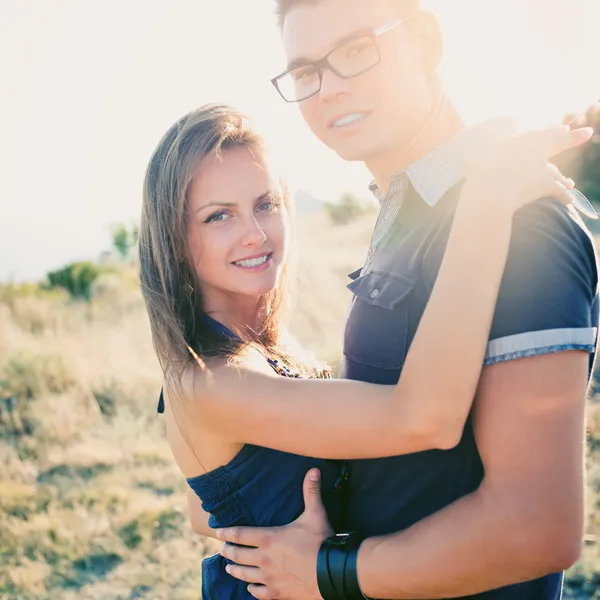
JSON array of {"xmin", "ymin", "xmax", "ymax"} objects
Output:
[{"xmin": 241, "ymin": 217, "xmax": 267, "ymax": 247}]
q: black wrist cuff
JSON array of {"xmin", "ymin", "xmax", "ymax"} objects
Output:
[{"xmin": 316, "ymin": 532, "xmax": 368, "ymax": 600}]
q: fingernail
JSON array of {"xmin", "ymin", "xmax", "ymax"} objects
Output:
[
  {"xmin": 215, "ymin": 529, "xmax": 222, "ymax": 539},
  {"xmin": 309, "ymin": 469, "xmax": 320, "ymax": 482},
  {"xmin": 225, "ymin": 565, "xmax": 231, "ymax": 574}
]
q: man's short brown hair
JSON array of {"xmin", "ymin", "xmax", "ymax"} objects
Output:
[{"xmin": 274, "ymin": 0, "xmax": 420, "ymax": 29}]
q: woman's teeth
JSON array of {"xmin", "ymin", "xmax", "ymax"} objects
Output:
[
  {"xmin": 333, "ymin": 113, "xmax": 367, "ymax": 127},
  {"xmin": 235, "ymin": 255, "xmax": 269, "ymax": 268}
]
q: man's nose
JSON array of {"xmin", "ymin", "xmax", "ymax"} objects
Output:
[
  {"xmin": 318, "ymin": 68, "xmax": 351, "ymax": 103},
  {"xmin": 241, "ymin": 217, "xmax": 267, "ymax": 247}
]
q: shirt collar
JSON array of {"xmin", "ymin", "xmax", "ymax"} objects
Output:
[{"xmin": 369, "ymin": 116, "xmax": 517, "ymax": 207}]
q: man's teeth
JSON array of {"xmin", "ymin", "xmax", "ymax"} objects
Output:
[
  {"xmin": 235, "ymin": 255, "xmax": 269, "ymax": 268},
  {"xmin": 333, "ymin": 113, "xmax": 366, "ymax": 127}
]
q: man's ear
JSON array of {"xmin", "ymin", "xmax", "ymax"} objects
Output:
[{"xmin": 414, "ymin": 11, "xmax": 443, "ymax": 74}]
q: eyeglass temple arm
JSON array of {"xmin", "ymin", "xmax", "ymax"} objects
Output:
[{"xmin": 373, "ymin": 18, "xmax": 410, "ymax": 37}]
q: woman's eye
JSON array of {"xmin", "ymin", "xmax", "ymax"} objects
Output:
[
  {"xmin": 205, "ymin": 211, "xmax": 230, "ymax": 223},
  {"xmin": 258, "ymin": 197, "xmax": 283, "ymax": 213},
  {"xmin": 257, "ymin": 201, "xmax": 273, "ymax": 213}
]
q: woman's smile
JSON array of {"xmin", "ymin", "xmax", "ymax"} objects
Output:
[{"xmin": 232, "ymin": 252, "xmax": 274, "ymax": 271}]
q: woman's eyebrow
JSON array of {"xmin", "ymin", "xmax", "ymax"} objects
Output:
[
  {"xmin": 254, "ymin": 192, "xmax": 272, "ymax": 203},
  {"xmin": 195, "ymin": 191, "xmax": 272, "ymax": 214},
  {"xmin": 195, "ymin": 201, "xmax": 236, "ymax": 214}
]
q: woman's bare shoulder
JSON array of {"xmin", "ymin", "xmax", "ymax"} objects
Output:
[{"xmin": 165, "ymin": 350, "xmax": 274, "ymax": 406}]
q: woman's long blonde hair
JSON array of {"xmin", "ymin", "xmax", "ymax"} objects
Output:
[{"xmin": 139, "ymin": 104, "xmax": 325, "ymax": 382}]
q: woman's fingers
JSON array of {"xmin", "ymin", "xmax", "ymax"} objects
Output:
[
  {"xmin": 463, "ymin": 122, "xmax": 594, "ymax": 216},
  {"xmin": 464, "ymin": 126, "xmax": 592, "ymax": 182},
  {"xmin": 528, "ymin": 125, "xmax": 594, "ymax": 159},
  {"xmin": 547, "ymin": 163, "xmax": 575, "ymax": 190},
  {"xmin": 513, "ymin": 162, "xmax": 577, "ymax": 211},
  {"xmin": 547, "ymin": 180, "xmax": 574, "ymax": 208},
  {"xmin": 542, "ymin": 164, "xmax": 575, "ymax": 207}
]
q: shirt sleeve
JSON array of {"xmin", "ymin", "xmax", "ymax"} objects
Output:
[
  {"xmin": 422, "ymin": 198, "xmax": 599, "ymax": 367},
  {"xmin": 480, "ymin": 199, "xmax": 598, "ymax": 366}
]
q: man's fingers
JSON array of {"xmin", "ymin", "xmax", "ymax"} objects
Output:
[
  {"xmin": 224, "ymin": 563, "xmax": 264, "ymax": 584},
  {"xmin": 220, "ymin": 542, "xmax": 264, "ymax": 567},
  {"xmin": 303, "ymin": 468, "xmax": 322, "ymax": 505},
  {"xmin": 248, "ymin": 584, "xmax": 274, "ymax": 599},
  {"xmin": 216, "ymin": 526, "xmax": 270, "ymax": 547}
]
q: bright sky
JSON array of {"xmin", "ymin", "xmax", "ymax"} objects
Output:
[{"xmin": 1, "ymin": 0, "xmax": 598, "ymax": 281}]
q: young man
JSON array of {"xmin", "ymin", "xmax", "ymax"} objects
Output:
[{"xmin": 215, "ymin": 1, "xmax": 599, "ymax": 598}]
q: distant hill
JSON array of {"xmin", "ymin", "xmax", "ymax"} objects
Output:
[{"xmin": 294, "ymin": 189, "xmax": 324, "ymax": 215}]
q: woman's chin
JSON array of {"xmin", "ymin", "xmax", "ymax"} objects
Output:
[{"xmin": 234, "ymin": 278, "xmax": 278, "ymax": 299}]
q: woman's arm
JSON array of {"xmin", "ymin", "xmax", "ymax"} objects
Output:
[
  {"xmin": 173, "ymin": 198, "xmax": 511, "ymax": 459},
  {"xmin": 187, "ymin": 487, "xmax": 217, "ymax": 539},
  {"xmin": 171, "ymin": 126, "xmax": 591, "ymax": 460}
]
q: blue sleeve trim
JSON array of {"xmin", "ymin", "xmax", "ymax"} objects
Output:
[{"xmin": 483, "ymin": 327, "xmax": 598, "ymax": 366}]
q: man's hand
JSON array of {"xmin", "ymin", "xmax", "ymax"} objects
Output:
[{"xmin": 217, "ymin": 468, "xmax": 332, "ymax": 600}]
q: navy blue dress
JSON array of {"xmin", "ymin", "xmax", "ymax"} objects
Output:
[{"xmin": 157, "ymin": 319, "xmax": 326, "ymax": 599}]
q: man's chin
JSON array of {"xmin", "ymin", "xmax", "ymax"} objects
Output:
[
  {"xmin": 326, "ymin": 134, "xmax": 384, "ymax": 163},
  {"xmin": 331, "ymin": 143, "xmax": 373, "ymax": 163},
  {"xmin": 333, "ymin": 144, "xmax": 380, "ymax": 163}
]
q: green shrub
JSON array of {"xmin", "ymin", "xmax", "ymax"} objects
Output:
[
  {"xmin": 111, "ymin": 223, "xmax": 139, "ymax": 259},
  {"xmin": 324, "ymin": 192, "xmax": 374, "ymax": 225},
  {"xmin": 46, "ymin": 262, "xmax": 102, "ymax": 301},
  {"xmin": 118, "ymin": 509, "xmax": 185, "ymax": 550}
]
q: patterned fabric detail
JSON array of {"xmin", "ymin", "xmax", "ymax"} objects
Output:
[
  {"xmin": 484, "ymin": 327, "xmax": 598, "ymax": 366},
  {"xmin": 368, "ymin": 116, "xmax": 516, "ymax": 207},
  {"xmin": 364, "ymin": 117, "xmax": 516, "ymax": 268},
  {"xmin": 266, "ymin": 357, "xmax": 300, "ymax": 378},
  {"xmin": 366, "ymin": 175, "xmax": 409, "ymax": 265}
]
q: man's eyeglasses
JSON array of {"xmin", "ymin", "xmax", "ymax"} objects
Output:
[{"xmin": 271, "ymin": 18, "xmax": 412, "ymax": 103}]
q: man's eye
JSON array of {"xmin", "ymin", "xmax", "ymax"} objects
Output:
[
  {"xmin": 292, "ymin": 66, "xmax": 317, "ymax": 82},
  {"xmin": 346, "ymin": 40, "xmax": 371, "ymax": 58},
  {"xmin": 205, "ymin": 211, "xmax": 230, "ymax": 223}
]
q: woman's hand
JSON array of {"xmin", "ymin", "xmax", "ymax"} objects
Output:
[{"xmin": 463, "ymin": 125, "xmax": 594, "ymax": 215}]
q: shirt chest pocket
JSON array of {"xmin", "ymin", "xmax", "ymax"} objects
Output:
[{"xmin": 344, "ymin": 270, "xmax": 415, "ymax": 370}]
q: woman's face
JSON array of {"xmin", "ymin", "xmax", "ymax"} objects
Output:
[{"xmin": 186, "ymin": 145, "xmax": 289, "ymax": 315}]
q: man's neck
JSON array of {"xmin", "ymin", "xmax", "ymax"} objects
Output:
[{"xmin": 367, "ymin": 97, "xmax": 465, "ymax": 195}]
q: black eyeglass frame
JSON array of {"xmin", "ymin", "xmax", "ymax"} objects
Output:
[{"xmin": 271, "ymin": 17, "xmax": 412, "ymax": 103}]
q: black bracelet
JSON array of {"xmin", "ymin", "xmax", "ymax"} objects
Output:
[
  {"xmin": 317, "ymin": 538, "xmax": 342, "ymax": 600},
  {"xmin": 317, "ymin": 532, "xmax": 368, "ymax": 600}
]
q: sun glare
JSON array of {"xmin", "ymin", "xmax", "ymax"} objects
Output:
[
  {"xmin": 433, "ymin": 0, "xmax": 599, "ymax": 128},
  {"xmin": 1, "ymin": 0, "xmax": 597, "ymax": 281}
]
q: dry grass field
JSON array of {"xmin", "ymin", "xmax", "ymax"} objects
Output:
[{"xmin": 1, "ymin": 212, "xmax": 599, "ymax": 599}]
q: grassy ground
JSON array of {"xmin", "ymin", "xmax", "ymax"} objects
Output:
[{"xmin": 1, "ymin": 212, "xmax": 599, "ymax": 599}]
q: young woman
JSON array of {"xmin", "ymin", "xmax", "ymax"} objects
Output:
[{"xmin": 139, "ymin": 104, "xmax": 590, "ymax": 599}]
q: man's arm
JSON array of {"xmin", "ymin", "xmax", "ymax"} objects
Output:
[
  {"xmin": 358, "ymin": 201, "xmax": 597, "ymax": 598},
  {"xmin": 219, "ymin": 351, "xmax": 591, "ymax": 600},
  {"xmin": 218, "ymin": 200, "xmax": 598, "ymax": 599},
  {"xmin": 358, "ymin": 349, "xmax": 588, "ymax": 598},
  {"xmin": 357, "ymin": 200, "xmax": 597, "ymax": 597}
]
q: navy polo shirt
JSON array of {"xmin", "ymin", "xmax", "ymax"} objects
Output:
[{"xmin": 326, "ymin": 119, "xmax": 599, "ymax": 600}]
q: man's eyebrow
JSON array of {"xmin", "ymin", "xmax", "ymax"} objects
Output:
[{"xmin": 285, "ymin": 28, "xmax": 370, "ymax": 71}]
